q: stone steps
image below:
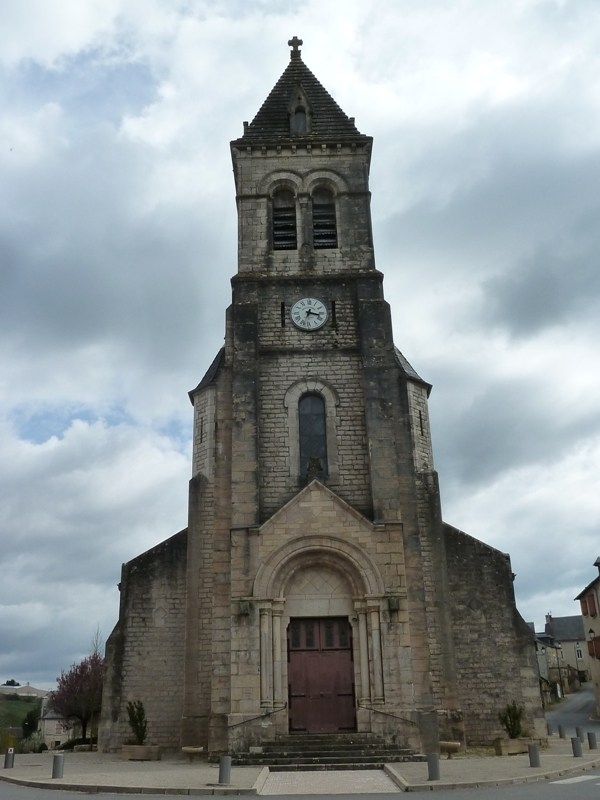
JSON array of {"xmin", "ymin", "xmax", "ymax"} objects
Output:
[{"xmin": 232, "ymin": 732, "xmax": 425, "ymax": 770}]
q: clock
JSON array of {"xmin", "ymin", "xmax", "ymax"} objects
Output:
[{"xmin": 290, "ymin": 297, "xmax": 328, "ymax": 330}]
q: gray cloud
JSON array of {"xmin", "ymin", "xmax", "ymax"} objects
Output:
[{"xmin": 2, "ymin": 1, "xmax": 600, "ymax": 687}]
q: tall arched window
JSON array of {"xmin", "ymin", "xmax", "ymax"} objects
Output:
[
  {"xmin": 272, "ymin": 189, "xmax": 297, "ymax": 250},
  {"xmin": 312, "ymin": 187, "xmax": 337, "ymax": 249},
  {"xmin": 299, "ymin": 393, "xmax": 327, "ymax": 479}
]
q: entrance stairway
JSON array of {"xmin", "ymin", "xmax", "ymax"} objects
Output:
[{"xmin": 233, "ymin": 732, "xmax": 425, "ymax": 771}]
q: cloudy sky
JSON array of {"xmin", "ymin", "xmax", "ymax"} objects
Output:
[{"xmin": 2, "ymin": 0, "xmax": 600, "ymax": 689}]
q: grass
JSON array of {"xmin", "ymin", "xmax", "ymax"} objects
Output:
[{"xmin": 0, "ymin": 694, "xmax": 41, "ymax": 731}]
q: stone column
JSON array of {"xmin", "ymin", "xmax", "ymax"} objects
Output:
[
  {"xmin": 369, "ymin": 604, "xmax": 384, "ymax": 702},
  {"xmin": 358, "ymin": 609, "xmax": 370, "ymax": 701},
  {"xmin": 272, "ymin": 603, "xmax": 284, "ymax": 706},
  {"xmin": 260, "ymin": 607, "xmax": 273, "ymax": 708}
]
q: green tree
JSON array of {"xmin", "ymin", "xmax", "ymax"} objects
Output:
[{"xmin": 22, "ymin": 703, "xmax": 41, "ymax": 738}]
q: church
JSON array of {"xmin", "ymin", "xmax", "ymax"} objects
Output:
[{"xmin": 100, "ymin": 38, "xmax": 545, "ymax": 756}]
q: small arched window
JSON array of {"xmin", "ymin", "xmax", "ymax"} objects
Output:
[
  {"xmin": 292, "ymin": 107, "xmax": 308, "ymax": 134},
  {"xmin": 272, "ymin": 189, "xmax": 297, "ymax": 250},
  {"xmin": 312, "ymin": 187, "xmax": 337, "ymax": 249},
  {"xmin": 299, "ymin": 393, "xmax": 328, "ymax": 479}
]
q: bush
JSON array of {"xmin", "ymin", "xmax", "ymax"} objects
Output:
[
  {"xmin": 126, "ymin": 700, "xmax": 147, "ymax": 745},
  {"xmin": 57, "ymin": 737, "xmax": 96, "ymax": 751},
  {"xmin": 499, "ymin": 701, "xmax": 523, "ymax": 739},
  {"xmin": 20, "ymin": 732, "xmax": 45, "ymax": 753}
]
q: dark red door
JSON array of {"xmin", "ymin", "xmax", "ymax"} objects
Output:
[{"xmin": 288, "ymin": 618, "xmax": 356, "ymax": 733}]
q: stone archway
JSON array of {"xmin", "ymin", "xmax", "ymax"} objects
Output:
[{"xmin": 252, "ymin": 537, "xmax": 386, "ymax": 727}]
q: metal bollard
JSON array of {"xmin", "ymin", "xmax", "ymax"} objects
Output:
[
  {"xmin": 3, "ymin": 749, "xmax": 14, "ymax": 769},
  {"xmin": 52, "ymin": 753, "xmax": 65, "ymax": 779},
  {"xmin": 588, "ymin": 732, "xmax": 598, "ymax": 750},
  {"xmin": 571, "ymin": 736, "xmax": 583, "ymax": 758},
  {"xmin": 576, "ymin": 726, "xmax": 584, "ymax": 742},
  {"xmin": 218, "ymin": 755, "xmax": 231, "ymax": 785},
  {"xmin": 558, "ymin": 724, "xmax": 566, "ymax": 739},
  {"xmin": 427, "ymin": 753, "xmax": 440, "ymax": 781},
  {"xmin": 528, "ymin": 743, "xmax": 540, "ymax": 768}
]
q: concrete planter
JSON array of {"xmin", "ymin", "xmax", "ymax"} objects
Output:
[
  {"xmin": 121, "ymin": 744, "xmax": 162, "ymax": 761},
  {"xmin": 493, "ymin": 738, "xmax": 530, "ymax": 756}
]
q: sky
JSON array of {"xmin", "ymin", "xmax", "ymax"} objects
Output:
[{"xmin": 2, "ymin": 0, "xmax": 600, "ymax": 690}]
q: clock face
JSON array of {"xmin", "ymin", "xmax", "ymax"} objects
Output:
[{"xmin": 290, "ymin": 298, "xmax": 328, "ymax": 330}]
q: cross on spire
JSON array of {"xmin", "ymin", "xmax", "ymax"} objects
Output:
[{"xmin": 288, "ymin": 36, "xmax": 303, "ymax": 58}]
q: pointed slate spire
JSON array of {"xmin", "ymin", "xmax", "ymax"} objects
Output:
[{"xmin": 233, "ymin": 37, "xmax": 370, "ymax": 145}]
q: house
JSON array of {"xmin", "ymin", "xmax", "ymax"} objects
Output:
[
  {"xmin": 543, "ymin": 614, "xmax": 588, "ymax": 691},
  {"xmin": 575, "ymin": 557, "xmax": 600, "ymax": 717},
  {"xmin": 38, "ymin": 706, "xmax": 73, "ymax": 750}
]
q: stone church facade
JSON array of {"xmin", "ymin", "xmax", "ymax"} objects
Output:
[{"xmin": 100, "ymin": 39, "xmax": 545, "ymax": 755}]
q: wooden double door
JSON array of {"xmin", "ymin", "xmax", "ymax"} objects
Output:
[{"xmin": 288, "ymin": 617, "xmax": 356, "ymax": 733}]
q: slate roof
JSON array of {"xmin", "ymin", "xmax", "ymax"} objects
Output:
[
  {"xmin": 544, "ymin": 615, "xmax": 585, "ymax": 641},
  {"xmin": 394, "ymin": 347, "xmax": 432, "ymax": 395},
  {"xmin": 232, "ymin": 38, "xmax": 371, "ymax": 146},
  {"xmin": 188, "ymin": 347, "xmax": 225, "ymax": 403}
]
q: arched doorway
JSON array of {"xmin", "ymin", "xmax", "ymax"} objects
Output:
[
  {"xmin": 285, "ymin": 563, "xmax": 356, "ymax": 733},
  {"xmin": 253, "ymin": 535, "xmax": 386, "ymax": 734}
]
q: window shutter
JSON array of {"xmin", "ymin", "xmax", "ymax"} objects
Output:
[
  {"xmin": 273, "ymin": 190, "xmax": 297, "ymax": 250},
  {"xmin": 312, "ymin": 188, "xmax": 337, "ymax": 249},
  {"xmin": 588, "ymin": 593, "xmax": 597, "ymax": 617},
  {"xmin": 581, "ymin": 597, "xmax": 589, "ymax": 616}
]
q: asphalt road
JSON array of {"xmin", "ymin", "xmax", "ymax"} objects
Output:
[{"xmin": 545, "ymin": 683, "xmax": 600, "ymax": 738}]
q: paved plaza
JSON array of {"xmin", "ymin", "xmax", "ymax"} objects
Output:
[{"xmin": 2, "ymin": 736, "xmax": 600, "ymax": 794}]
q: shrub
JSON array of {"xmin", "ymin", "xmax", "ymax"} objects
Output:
[
  {"xmin": 20, "ymin": 732, "xmax": 45, "ymax": 753},
  {"xmin": 126, "ymin": 700, "xmax": 147, "ymax": 745},
  {"xmin": 57, "ymin": 737, "xmax": 96, "ymax": 751},
  {"xmin": 499, "ymin": 701, "xmax": 523, "ymax": 739}
]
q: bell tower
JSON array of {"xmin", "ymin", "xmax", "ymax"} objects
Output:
[{"xmin": 183, "ymin": 36, "xmax": 462, "ymax": 754}]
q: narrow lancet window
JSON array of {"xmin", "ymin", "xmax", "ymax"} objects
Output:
[
  {"xmin": 272, "ymin": 189, "xmax": 297, "ymax": 250},
  {"xmin": 312, "ymin": 188, "xmax": 337, "ymax": 249},
  {"xmin": 299, "ymin": 393, "xmax": 328, "ymax": 479}
]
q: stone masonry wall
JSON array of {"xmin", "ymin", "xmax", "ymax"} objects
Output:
[
  {"xmin": 99, "ymin": 530, "xmax": 187, "ymax": 752},
  {"xmin": 444, "ymin": 523, "xmax": 545, "ymax": 745},
  {"xmin": 191, "ymin": 385, "xmax": 216, "ymax": 479}
]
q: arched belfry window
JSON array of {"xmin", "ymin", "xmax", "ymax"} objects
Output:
[
  {"xmin": 299, "ymin": 393, "xmax": 328, "ymax": 479},
  {"xmin": 272, "ymin": 189, "xmax": 297, "ymax": 250},
  {"xmin": 312, "ymin": 187, "xmax": 337, "ymax": 249},
  {"xmin": 292, "ymin": 107, "xmax": 308, "ymax": 134}
]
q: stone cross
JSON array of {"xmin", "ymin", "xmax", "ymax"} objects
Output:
[{"xmin": 288, "ymin": 36, "xmax": 303, "ymax": 56}]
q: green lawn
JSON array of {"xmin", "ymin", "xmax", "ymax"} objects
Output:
[{"xmin": 0, "ymin": 694, "xmax": 41, "ymax": 731}]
